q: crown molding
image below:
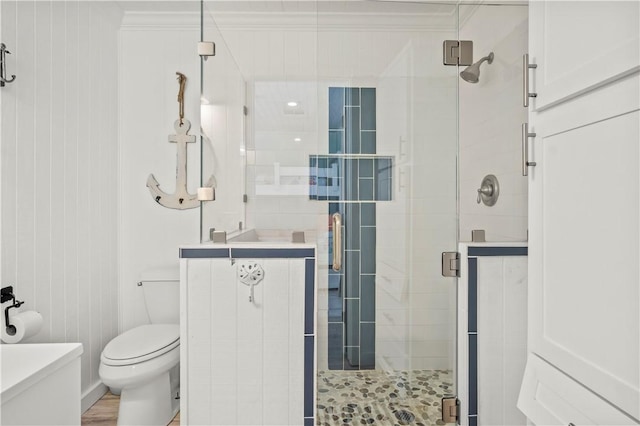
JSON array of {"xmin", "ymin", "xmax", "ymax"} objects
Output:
[
  {"xmin": 204, "ymin": 1, "xmax": 459, "ymax": 32},
  {"xmin": 118, "ymin": 3, "xmax": 508, "ymax": 33}
]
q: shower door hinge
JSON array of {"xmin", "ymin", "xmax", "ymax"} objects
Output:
[
  {"xmin": 443, "ymin": 40, "xmax": 473, "ymax": 66},
  {"xmin": 198, "ymin": 41, "xmax": 215, "ymax": 60},
  {"xmin": 441, "ymin": 252, "xmax": 460, "ymax": 277},
  {"xmin": 441, "ymin": 396, "xmax": 459, "ymax": 423}
]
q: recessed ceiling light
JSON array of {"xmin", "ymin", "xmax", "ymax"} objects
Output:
[
  {"xmin": 294, "ymin": 137, "xmax": 302, "ymax": 142},
  {"xmin": 287, "ymin": 101, "xmax": 298, "ymax": 107}
]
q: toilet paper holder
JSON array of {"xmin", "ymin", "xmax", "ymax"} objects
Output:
[{"xmin": 1, "ymin": 286, "xmax": 24, "ymax": 336}]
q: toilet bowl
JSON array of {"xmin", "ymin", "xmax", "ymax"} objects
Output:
[{"xmin": 99, "ymin": 324, "xmax": 180, "ymax": 426}]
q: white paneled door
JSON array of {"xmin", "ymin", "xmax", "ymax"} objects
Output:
[{"xmin": 520, "ymin": 1, "xmax": 640, "ymax": 424}]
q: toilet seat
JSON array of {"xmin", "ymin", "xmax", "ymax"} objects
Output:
[{"xmin": 101, "ymin": 324, "xmax": 179, "ymax": 366}]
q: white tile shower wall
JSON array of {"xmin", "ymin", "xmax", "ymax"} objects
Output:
[
  {"xmin": 477, "ymin": 255, "xmax": 528, "ymax": 425},
  {"xmin": 184, "ymin": 258, "xmax": 306, "ymax": 425},
  {"xmin": 0, "ymin": 0, "xmax": 122, "ymax": 406},
  {"xmin": 118, "ymin": 14, "xmax": 201, "ymax": 331},
  {"xmin": 459, "ymin": 4, "xmax": 529, "ymax": 242}
]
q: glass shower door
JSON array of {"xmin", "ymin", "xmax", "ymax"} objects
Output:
[{"xmin": 314, "ymin": 2, "xmax": 459, "ymax": 424}]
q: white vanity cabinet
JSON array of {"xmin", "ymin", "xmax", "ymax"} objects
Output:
[
  {"xmin": 179, "ymin": 245, "xmax": 317, "ymax": 426},
  {"xmin": 519, "ymin": 2, "xmax": 640, "ymax": 424}
]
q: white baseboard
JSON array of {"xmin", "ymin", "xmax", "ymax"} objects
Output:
[{"xmin": 82, "ymin": 381, "xmax": 108, "ymax": 414}]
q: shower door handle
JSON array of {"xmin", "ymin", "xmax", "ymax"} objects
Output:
[
  {"xmin": 332, "ymin": 213, "xmax": 342, "ymax": 272},
  {"xmin": 522, "ymin": 123, "xmax": 537, "ymax": 176},
  {"xmin": 523, "ymin": 54, "xmax": 538, "ymax": 107}
]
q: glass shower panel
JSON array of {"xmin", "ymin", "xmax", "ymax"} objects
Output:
[
  {"xmin": 245, "ymin": 79, "xmax": 323, "ymax": 234},
  {"xmin": 315, "ymin": 2, "xmax": 459, "ymax": 424},
  {"xmin": 200, "ymin": 1, "xmax": 459, "ymax": 423},
  {"xmin": 200, "ymin": 5, "xmax": 247, "ymax": 242}
]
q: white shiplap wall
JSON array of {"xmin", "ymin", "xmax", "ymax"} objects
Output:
[
  {"xmin": 182, "ymin": 257, "xmax": 307, "ymax": 425},
  {"xmin": 0, "ymin": 0, "xmax": 122, "ymax": 408},
  {"xmin": 118, "ymin": 14, "xmax": 201, "ymax": 332}
]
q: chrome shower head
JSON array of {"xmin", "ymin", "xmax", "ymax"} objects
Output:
[{"xmin": 460, "ymin": 52, "xmax": 494, "ymax": 83}]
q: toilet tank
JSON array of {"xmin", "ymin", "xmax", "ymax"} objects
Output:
[{"xmin": 140, "ymin": 271, "xmax": 180, "ymax": 324}]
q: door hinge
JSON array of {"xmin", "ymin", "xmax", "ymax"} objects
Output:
[
  {"xmin": 441, "ymin": 252, "xmax": 460, "ymax": 277},
  {"xmin": 243, "ymin": 106, "xmax": 248, "ymax": 116},
  {"xmin": 441, "ymin": 396, "xmax": 459, "ymax": 423},
  {"xmin": 443, "ymin": 40, "xmax": 473, "ymax": 66}
]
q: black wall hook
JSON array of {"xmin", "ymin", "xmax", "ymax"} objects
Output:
[
  {"xmin": 1, "ymin": 286, "xmax": 24, "ymax": 336},
  {"xmin": 1, "ymin": 43, "xmax": 17, "ymax": 87}
]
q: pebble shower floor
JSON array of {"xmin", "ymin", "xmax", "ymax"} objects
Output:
[{"xmin": 316, "ymin": 369, "xmax": 453, "ymax": 425}]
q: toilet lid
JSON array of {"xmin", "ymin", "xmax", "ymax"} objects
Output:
[{"xmin": 102, "ymin": 324, "xmax": 179, "ymax": 365}]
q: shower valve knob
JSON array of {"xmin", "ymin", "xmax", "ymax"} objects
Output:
[
  {"xmin": 476, "ymin": 174, "xmax": 500, "ymax": 206},
  {"xmin": 476, "ymin": 185, "xmax": 494, "ymax": 203}
]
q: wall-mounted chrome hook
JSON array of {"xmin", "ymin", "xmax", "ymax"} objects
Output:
[{"xmin": 1, "ymin": 43, "xmax": 17, "ymax": 87}]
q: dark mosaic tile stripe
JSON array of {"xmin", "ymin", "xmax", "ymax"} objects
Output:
[
  {"xmin": 345, "ymin": 107, "xmax": 361, "ymax": 154},
  {"xmin": 360, "ymin": 88, "xmax": 376, "ymax": 131},
  {"xmin": 305, "ymin": 258, "xmax": 315, "ymax": 335},
  {"xmin": 345, "ymin": 299, "xmax": 360, "ymax": 347},
  {"xmin": 180, "ymin": 248, "xmax": 229, "ymax": 258},
  {"xmin": 359, "ymin": 323, "xmax": 375, "ymax": 369},
  {"xmin": 468, "ymin": 257, "xmax": 477, "ymax": 333},
  {"xmin": 230, "ymin": 248, "xmax": 314, "ymax": 258},
  {"xmin": 468, "ymin": 246, "xmax": 528, "ymax": 256},
  {"xmin": 346, "ymin": 87, "xmax": 360, "ymax": 107},
  {"xmin": 361, "ymin": 203, "xmax": 375, "ymax": 226},
  {"xmin": 329, "ymin": 87, "xmax": 345, "ymax": 130},
  {"xmin": 345, "ymin": 251, "xmax": 360, "ymax": 298},
  {"xmin": 469, "ymin": 334, "xmax": 478, "ymax": 417},
  {"xmin": 361, "ymin": 132, "xmax": 376, "ymax": 154},
  {"xmin": 360, "ymin": 275, "xmax": 375, "ymax": 322},
  {"xmin": 305, "ymin": 336, "xmax": 315, "ymax": 418}
]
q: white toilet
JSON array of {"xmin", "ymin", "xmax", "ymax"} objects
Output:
[{"xmin": 99, "ymin": 279, "xmax": 180, "ymax": 425}]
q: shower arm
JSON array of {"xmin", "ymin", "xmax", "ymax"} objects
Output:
[{"xmin": 476, "ymin": 54, "xmax": 492, "ymax": 66}]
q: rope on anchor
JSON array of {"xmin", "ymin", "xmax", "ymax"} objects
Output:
[{"xmin": 176, "ymin": 72, "xmax": 186, "ymax": 126}]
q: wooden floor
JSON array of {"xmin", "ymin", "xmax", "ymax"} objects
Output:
[{"xmin": 82, "ymin": 391, "xmax": 180, "ymax": 425}]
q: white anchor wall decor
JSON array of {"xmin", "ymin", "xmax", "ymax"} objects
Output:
[{"xmin": 147, "ymin": 72, "xmax": 215, "ymax": 209}]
